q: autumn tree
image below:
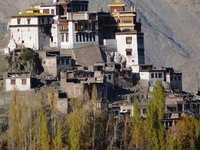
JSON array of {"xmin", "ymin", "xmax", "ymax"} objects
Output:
[
  {"xmin": 146, "ymin": 81, "xmax": 165, "ymax": 150},
  {"xmin": 166, "ymin": 117, "xmax": 200, "ymax": 150},
  {"xmin": 131, "ymin": 97, "xmax": 145, "ymax": 149},
  {"xmin": 53, "ymin": 119, "xmax": 63, "ymax": 150},
  {"xmin": 68, "ymin": 97, "xmax": 85, "ymax": 150},
  {"xmin": 8, "ymin": 91, "xmax": 23, "ymax": 150},
  {"xmin": 40, "ymin": 110, "xmax": 50, "ymax": 150}
]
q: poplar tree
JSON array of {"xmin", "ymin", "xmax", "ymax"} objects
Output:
[
  {"xmin": 166, "ymin": 117, "xmax": 200, "ymax": 150},
  {"xmin": 146, "ymin": 81, "xmax": 165, "ymax": 150},
  {"xmin": 53, "ymin": 119, "xmax": 63, "ymax": 150},
  {"xmin": 68, "ymin": 98, "xmax": 84, "ymax": 150},
  {"xmin": 132, "ymin": 97, "xmax": 144, "ymax": 149},
  {"xmin": 40, "ymin": 110, "xmax": 50, "ymax": 150},
  {"xmin": 8, "ymin": 91, "xmax": 22, "ymax": 150}
]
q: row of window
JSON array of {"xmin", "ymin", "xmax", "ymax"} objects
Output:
[
  {"xmin": 150, "ymin": 73, "xmax": 182, "ymax": 81},
  {"xmin": 10, "ymin": 79, "xmax": 27, "ymax": 85},
  {"xmin": 17, "ymin": 18, "xmax": 31, "ymax": 25},
  {"xmin": 61, "ymin": 33, "xmax": 68, "ymax": 42},
  {"xmin": 17, "ymin": 17, "xmax": 51, "ymax": 25},
  {"xmin": 76, "ymin": 33, "xmax": 96, "ymax": 42},
  {"xmin": 151, "ymin": 72, "xmax": 163, "ymax": 78},
  {"xmin": 170, "ymin": 75, "xmax": 181, "ymax": 81},
  {"xmin": 43, "ymin": 9, "xmax": 55, "ymax": 15},
  {"xmin": 70, "ymin": 4, "xmax": 88, "ymax": 12},
  {"xmin": 57, "ymin": 59, "xmax": 70, "ymax": 65}
]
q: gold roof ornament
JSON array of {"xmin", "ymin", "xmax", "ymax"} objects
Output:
[
  {"xmin": 109, "ymin": 0, "xmax": 125, "ymax": 6},
  {"xmin": 115, "ymin": 0, "xmax": 121, "ymax": 3}
]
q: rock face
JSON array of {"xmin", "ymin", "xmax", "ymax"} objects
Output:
[{"xmin": 0, "ymin": 0, "xmax": 200, "ymax": 92}]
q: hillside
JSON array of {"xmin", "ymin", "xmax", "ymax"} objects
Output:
[{"xmin": 0, "ymin": 0, "xmax": 200, "ymax": 92}]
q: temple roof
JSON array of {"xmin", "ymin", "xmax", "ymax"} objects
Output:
[{"xmin": 11, "ymin": 7, "xmax": 53, "ymax": 18}]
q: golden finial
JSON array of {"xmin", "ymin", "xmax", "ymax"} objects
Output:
[{"xmin": 115, "ymin": 0, "xmax": 121, "ymax": 3}]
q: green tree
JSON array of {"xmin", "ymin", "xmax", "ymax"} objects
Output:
[
  {"xmin": 40, "ymin": 110, "xmax": 50, "ymax": 150},
  {"xmin": 146, "ymin": 81, "xmax": 165, "ymax": 150}
]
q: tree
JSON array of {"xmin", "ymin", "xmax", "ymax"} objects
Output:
[
  {"xmin": 166, "ymin": 117, "xmax": 200, "ymax": 150},
  {"xmin": 146, "ymin": 81, "xmax": 165, "ymax": 150},
  {"xmin": 131, "ymin": 97, "xmax": 145, "ymax": 149},
  {"xmin": 53, "ymin": 119, "xmax": 63, "ymax": 150},
  {"xmin": 8, "ymin": 91, "xmax": 23, "ymax": 150},
  {"xmin": 92, "ymin": 84, "xmax": 98, "ymax": 103},
  {"xmin": 68, "ymin": 98, "xmax": 84, "ymax": 150},
  {"xmin": 40, "ymin": 110, "xmax": 50, "ymax": 150}
]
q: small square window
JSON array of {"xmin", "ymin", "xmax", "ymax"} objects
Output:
[
  {"xmin": 126, "ymin": 37, "xmax": 132, "ymax": 44},
  {"xmin": 143, "ymin": 108, "xmax": 146, "ymax": 114},
  {"xmin": 22, "ymin": 79, "xmax": 27, "ymax": 85},
  {"xmin": 11, "ymin": 79, "xmax": 16, "ymax": 85},
  {"xmin": 126, "ymin": 49, "xmax": 132, "ymax": 56}
]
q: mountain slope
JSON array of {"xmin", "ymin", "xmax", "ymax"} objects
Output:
[{"xmin": 0, "ymin": 0, "xmax": 200, "ymax": 92}]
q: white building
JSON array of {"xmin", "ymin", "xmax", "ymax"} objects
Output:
[
  {"xmin": 116, "ymin": 32, "xmax": 145, "ymax": 73},
  {"xmin": 38, "ymin": 0, "xmax": 99, "ymax": 49},
  {"xmin": 4, "ymin": 72, "xmax": 32, "ymax": 91},
  {"xmin": 7, "ymin": 7, "xmax": 54, "ymax": 53}
]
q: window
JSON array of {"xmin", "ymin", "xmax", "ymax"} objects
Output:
[
  {"xmin": 47, "ymin": 18, "xmax": 50, "ymax": 24},
  {"xmin": 170, "ymin": 76, "xmax": 173, "ymax": 81},
  {"xmin": 22, "ymin": 79, "xmax": 27, "ymax": 85},
  {"xmin": 143, "ymin": 108, "xmax": 146, "ymax": 114},
  {"xmin": 27, "ymin": 18, "xmax": 31, "ymax": 24},
  {"xmin": 66, "ymin": 34, "xmax": 68, "ymax": 42},
  {"xmin": 43, "ymin": 9, "xmax": 49, "ymax": 14},
  {"xmin": 51, "ymin": 9, "xmax": 54, "ymax": 15},
  {"xmin": 155, "ymin": 73, "xmax": 158, "ymax": 78},
  {"xmin": 93, "ymin": 32, "xmax": 96, "ymax": 41},
  {"xmin": 108, "ymin": 75, "xmax": 111, "ymax": 80},
  {"xmin": 76, "ymin": 34, "xmax": 79, "ymax": 42},
  {"xmin": 11, "ymin": 79, "xmax": 16, "ymax": 85},
  {"xmin": 126, "ymin": 37, "xmax": 132, "ymax": 44},
  {"xmin": 83, "ymin": 33, "xmax": 85, "ymax": 42},
  {"xmin": 79, "ymin": 33, "xmax": 82, "ymax": 42},
  {"xmin": 151, "ymin": 73, "xmax": 154, "ymax": 78},
  {"xmin": 174, "ymin": 76, "xmax": 177, "ymax": 81},
  {"xmin": 159, "ymin": 73, "xmax": 162, "ymax": 78},
  {"xmin": 61, "ymin": 34, "xmax": 64, "ymax": 42},
  {"xmin": 185, "ymin": 104, "xmax": 190, "ymax": 109},
  {"xmin": 61, "ymin": 59, "xmax": 65, "ymax": 65},
  {"xmin": 18, "ymin": 29, "xmax": 20, "ymax": 32},
  {"xmin": 86, "ymin": 33, "xmax": 89, "ymax": 41},
  {"xmin": 90, "ymin": 33, "xmax": 92, "ymax": 41},
  {"xmin": 17, "ymin": 18, "xmax": 21, "ymax": 25},
  {"xmin": 178, "ymin": 76, "xmax": 181, "ymax": 81},
  {"xmin": 126, "ymin": 49, "xmax": 132, "ymax": 56}
]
